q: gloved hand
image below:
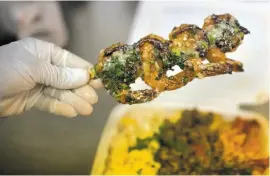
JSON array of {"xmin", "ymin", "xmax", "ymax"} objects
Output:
[
  {"xmin": 0, "ymin": 1, "xmax": 68, "ymax": 47},
  {"xmin": 0, "ymin": 37, "xmax": 103, "ymax": 118}
]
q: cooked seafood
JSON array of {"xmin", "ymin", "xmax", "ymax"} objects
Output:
[{"xmin": 89, "ymin": 14, "xmax": 250, "ymax": 104}]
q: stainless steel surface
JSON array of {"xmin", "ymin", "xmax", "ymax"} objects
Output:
[{"xmin": 0, "ymin": 1, "xmax": 138, "ymax": 174}]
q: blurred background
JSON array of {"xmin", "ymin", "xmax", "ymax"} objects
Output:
[
  {"xmin": 0, "ymin": 1, "xmax": 138, "ymax": 174},
  {"xmin": 0, "ymin": 1, "xmax": 269, "ymax": 175}
]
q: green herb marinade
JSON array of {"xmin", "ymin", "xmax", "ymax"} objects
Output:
[{"xmin": 128, "ymin": 109, "xmax": 256, "ymax": 175}]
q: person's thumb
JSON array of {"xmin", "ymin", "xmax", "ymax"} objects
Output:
[{"xmin": 35, "ymin": 61, "xmax": 89, "ymax": 89}]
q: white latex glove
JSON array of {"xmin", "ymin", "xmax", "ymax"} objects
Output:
[
  {"xmin": 0, "ymin": 37, "xmax": 103, "ymax": 118},
  {"xmin": 0, "ymin": 1, "xmax": 68, "ymax": 47}
]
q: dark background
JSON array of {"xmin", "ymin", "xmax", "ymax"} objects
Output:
[{"xmin": 0, "ymin": 1, "xmax": 138, "ymax": 174}]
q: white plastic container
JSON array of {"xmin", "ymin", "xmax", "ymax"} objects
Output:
[
  {"xmin": 91, "ymin": 1, "xmax": 269, "ymax": 174},
  {"xmin": 91, "ymin": 102, "xmax": 269, "ymax": 174}
]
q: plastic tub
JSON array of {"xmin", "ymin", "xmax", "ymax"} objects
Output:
[{"xmin": 91, "ymin": 102, "xmax": 269, "ymax": 174}]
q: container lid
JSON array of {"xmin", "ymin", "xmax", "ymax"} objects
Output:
[{"xmin": 127, "ymin": 1, "xmax": 269, "ymax": 111}]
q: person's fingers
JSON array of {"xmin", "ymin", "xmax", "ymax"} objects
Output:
[
  {"xmin": 44, "ymin": 87, "xmax": 93, "ymax": 116},
  {"xmin": 39, "ymin": 38, "xmax": 92, "ymax": 68},
  {"xmin": 35, "ymin": 61, "xmax": 89, "ymax": 89},
  {"xmin": 33, "ymin": 94, "xmax": 77, "ymax": 118},
  {"xmin": 0, "ymin": 93, "xmax": 26, "ymax": 117},
  {"xmin": 18, "ymin": 38, "xmax": 103, "ymax": 90},
  {"xmin": 89, "ymin": 79, "xmax": 104, "ymax": 89},
  {"xmin": 51, "ymin": 46, "xmax": 92, "ymax": 68},
  {"xmin": 72, "ymin": 85, "xmax": 98, "ymax": 105},
  {"xmin": 20, "ymin": 37, "xmax": 92, "ymax": 68}
]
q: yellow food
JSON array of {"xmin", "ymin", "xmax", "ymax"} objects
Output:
[{"xmin": 98, "ymin": 109, "xmax": 269, "ymax": 175}]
